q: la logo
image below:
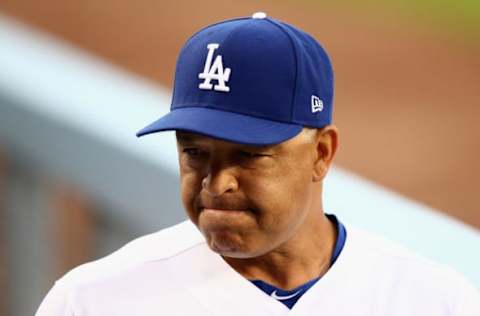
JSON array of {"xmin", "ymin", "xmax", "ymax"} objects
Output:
[{"xmin": 198, "ymin": 43, "xmax": 231, "ymax": 92}]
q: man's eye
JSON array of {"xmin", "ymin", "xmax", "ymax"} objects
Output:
[
  {"xmin": 239, "ymin": 151, "xmax": 268, "ymax": 158},
  {"xmin": 183, "ymin": 148, "xmax": 201, "ymax": 156}
]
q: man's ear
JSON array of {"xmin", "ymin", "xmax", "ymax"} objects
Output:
[{"xmin": 312, "ymin": 125, "xmax": 339, "ymax": 182}]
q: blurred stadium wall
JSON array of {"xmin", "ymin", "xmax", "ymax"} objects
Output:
[
  {"xmin": 0, "ymin": 1, "xmax": 479, "ymax": 316},
  {"xmin": 1, "ymin": 0, "xmax": 478, "ymax": 228}
]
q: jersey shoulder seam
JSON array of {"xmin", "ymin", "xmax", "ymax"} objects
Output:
[{"xmin": 56, "ymin": 220, "xmax": 204, "ymax": 287}]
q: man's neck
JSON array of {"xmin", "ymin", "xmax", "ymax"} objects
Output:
[{"xmin": 222, "ymin": 212, "xmax": 337, "ymax": 290}]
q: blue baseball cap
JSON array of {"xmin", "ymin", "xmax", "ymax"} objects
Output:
[{"xmin": 137, "ymin": 12, "xmax": 334, "ymax": 146}]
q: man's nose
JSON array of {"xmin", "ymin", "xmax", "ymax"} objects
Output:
[{"xmin": 202, "ymin": 166, "xmax": 239, "ymax": 197}]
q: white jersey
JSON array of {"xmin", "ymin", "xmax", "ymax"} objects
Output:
[{"xmin": 36, "ymin": 220, "xmax": 480, "ymax": 316}]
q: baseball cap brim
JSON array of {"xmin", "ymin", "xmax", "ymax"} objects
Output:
[{"xmin": 136, "ymin": 107, "xmax": 303, "ymax": 146}]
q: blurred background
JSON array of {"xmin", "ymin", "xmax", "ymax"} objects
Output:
[{"xmin": 0, "ymin": 1, "xmax": 479, "ymax": 315}]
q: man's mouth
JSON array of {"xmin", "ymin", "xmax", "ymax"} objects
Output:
[
  {"xmin": 200, "ymin": 208, "xmax": 253, "ymax": 221},
  {"xmin": 196, "ymin": 196, "xmax": 257, "ymax": 214},
  {"xmin": 199, "ymin": 204, "xmax": 257, "ymax": 215}
]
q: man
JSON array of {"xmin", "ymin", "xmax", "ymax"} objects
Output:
[{"xmin": 37, "ymin": 12, "xmax": 479, "ymax": 315}]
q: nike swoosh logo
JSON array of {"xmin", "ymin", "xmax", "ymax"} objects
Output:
[{"xmin": 270, "ymin": 289, "xmax": 301, "ymax": 300}]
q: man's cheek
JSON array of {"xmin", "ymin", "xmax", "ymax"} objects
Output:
[{"xmin": 181, "ymin": 173, "xmax": 201, "ymax": 194}]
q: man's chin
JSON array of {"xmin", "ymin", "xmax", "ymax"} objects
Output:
[
  {"xmin": 206, "ymin": 234, "xmax": 269, "ymax": 260},
  {"xmin": 202, "ymin": 231, "xmax": 250, "ymax": 257}
]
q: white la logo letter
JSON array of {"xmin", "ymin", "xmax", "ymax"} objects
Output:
[{"xmin": 198, "ymin": 43, "xmax": 231, "ymax": 92}]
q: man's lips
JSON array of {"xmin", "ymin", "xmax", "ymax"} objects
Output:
[
  {"xmin": 196, "ymin": 197, "xmax": 255, "ymax": 213},
  {"xmin": 201, "ymin": 208, "xmax": 252, "ymax": 220},
  {"xmin": 199, "ymin": 204, "xmax": 256, "ymax": 215}
]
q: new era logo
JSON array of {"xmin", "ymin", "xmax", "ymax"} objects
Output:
[{"xmin": 311, "ymin": 95, "xmax": 323, "ymax": 113}]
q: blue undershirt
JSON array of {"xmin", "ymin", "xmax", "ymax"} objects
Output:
[{"xmin": 250, "ymin": 214, "xmax": 347, "ymax": 309}]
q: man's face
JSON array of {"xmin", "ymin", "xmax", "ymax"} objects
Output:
[{"xmin": 176, "ymin": 129, "xmax": 321, "ymax": 258}]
